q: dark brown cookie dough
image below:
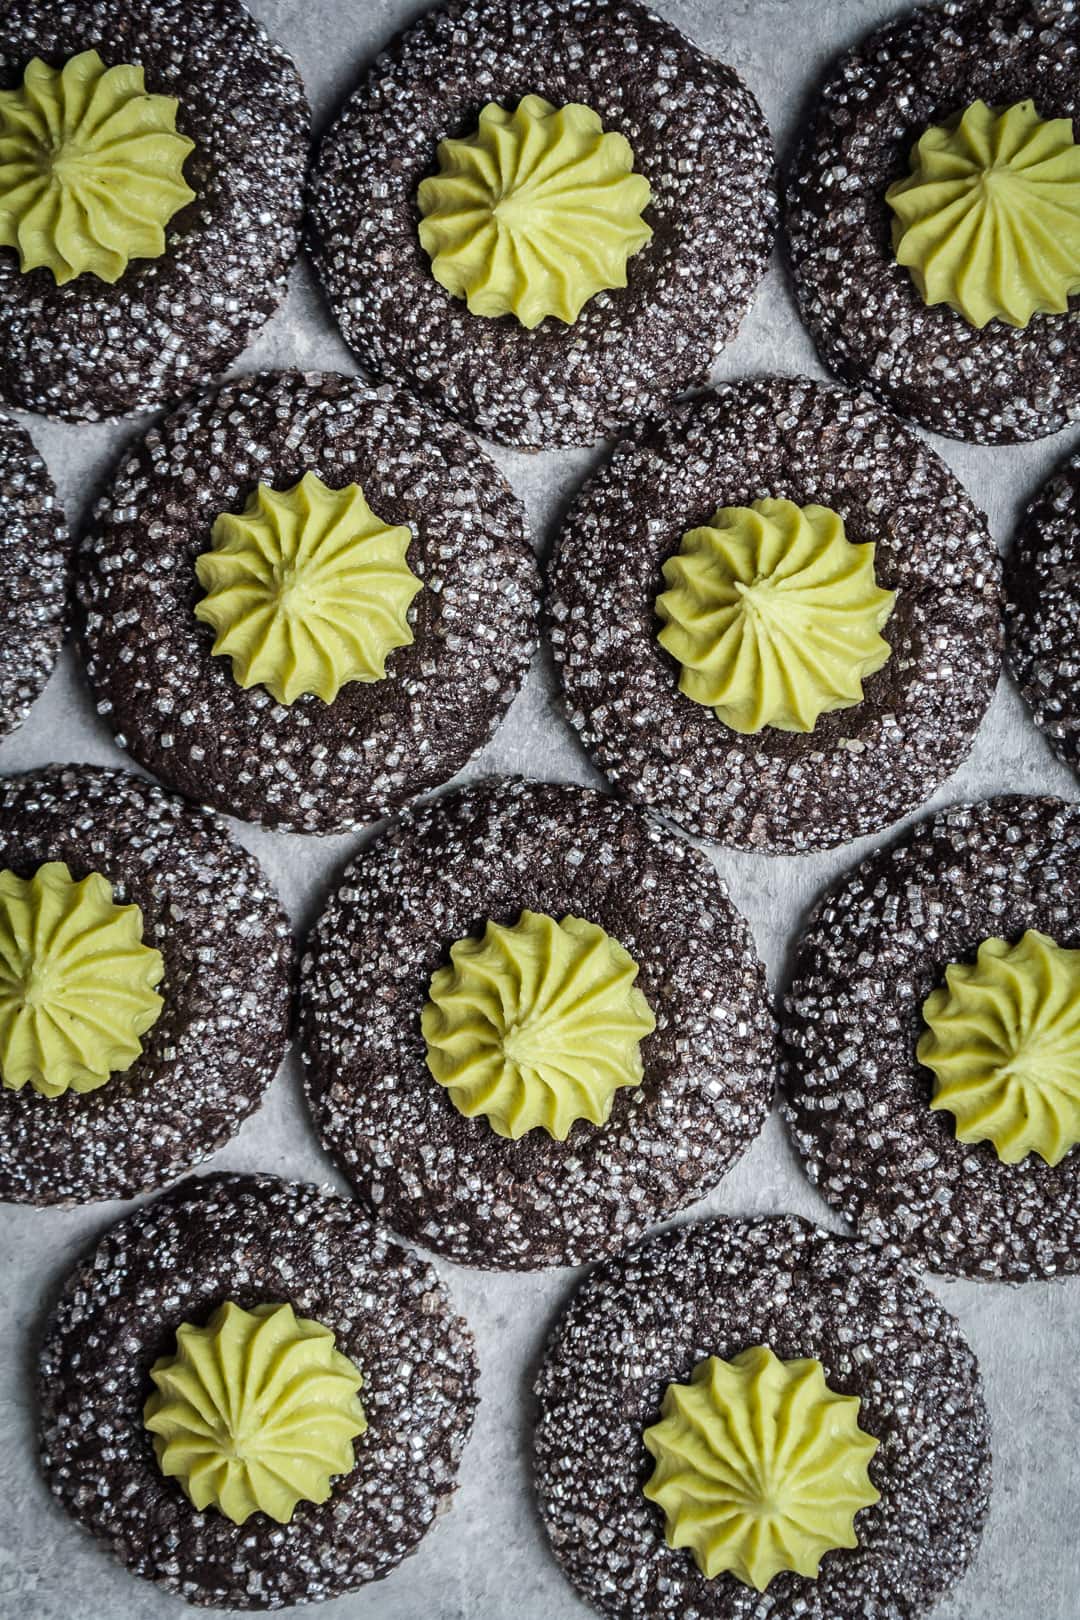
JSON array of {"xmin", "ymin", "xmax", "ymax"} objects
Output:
[
  {"xmin": 785, "ymin": 0, "xmax": 1080, "ymax": 444},
  {"xmin": 300, "ymin": 775, "xmax": 776, "ymax": 1270},
  {"xmin": 1006, "ymin": 448, "xmax": 1080, "ymax": 772},
  {"xmin": 38, "ymin": 1172, "xmax": 479, "ymax": 1609},
  {"xmin": 0, "ymin": 413, "xmax": 68, "ymax": 742},
  {"xmin": 0, "ymin": 0, "xmax": 309, "ymax": 422},
  {"xmin": 77, "ymin": 370, "xmax": 540, "ymax": 833},
  {"xmin": 0, "ymin": 765, "xmax": 291, "ymax": 1206},
  {"xmin": 547, "ymin": 374, "xmax": 1002, "ymax": 854},
  {"xmin": 534, "ymin": 1214, "xmax": 990, "ymax": 1620},
  {"xmin": 782, "ymin": 794, "xmax": 1080, "ymax": 1282},
  {"xmin": 307, "ymin": 0, "xmax": 776, "ymax": 450}
]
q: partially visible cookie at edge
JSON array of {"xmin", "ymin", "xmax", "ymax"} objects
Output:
[
  {"xmin": 785, "ymin": 0, "xmax": 1080, "ymax": 444},
  {"xmin": 1006, "ymin": 448, "xmax": 1080, "ymax": 774},
  {"xmin": 0, "ymin": 0, "xmax": 310, "ymax": 422},
  {"xmin": 534, "ymin": 1214, "xmax": 990, "ymax": 1620},
  {"xmin": 783, "ymin": 793, "xmax": 1080, "ymax": 1281},
  {"xmin": 0, "ymin": 764, "xmax": 292, "ymax": 1206},
  {"xmin": 0, "ymin": 413, "xmax": 69, "ymax": 742}
]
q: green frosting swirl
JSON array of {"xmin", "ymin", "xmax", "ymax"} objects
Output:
[
  {"xmin": 0, "ymin": 860, "xmax": 164, "ymax": 1098},
  {"xmin": 886, "ymin": 99, "xmax": 1080, "ymax": 328},
  {"xmin": 0, "ymin": 49, "xmax": 195, "ymax": 285},
  {"xmin": 421, "ymin": 908, "xmax": 656, "ymax": 1139},
  {"xmin": 918, "ymin": 929, "xmax": 1080, "ymax": 1166},
  {"xmin": 643, "ymin": 1347, "xmax": 880, "ymax": 1591},
  {"xmin": 417, "ymin": 94, "xmax": 652, "ymax": 328},
  {"xmin": 194, "ymin": 471, "xmax": 423, "ymax": 706},
  {"xmin": 144, "ymin": 1301, "xmax": 368, "ymax": 1526},
  {"xmin": 656, "ymin": 498, "xmax": 895, "ymax": 734}
]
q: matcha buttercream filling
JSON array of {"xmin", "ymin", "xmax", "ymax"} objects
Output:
[
  {"xmin": 656, "ymin": 497, "xmax": 895, "ymax": 733},
  {"xmin": 422, "ymin": 908, "xmax": 655, "ymax": 1139},
  {"xmin": 643, "ymin": 1346, "xmax": 880, "ymax": 1590},
  {"xmin": 0, "ymin": 49, "xmax": 195, "ymax": 285},
  {"xmin": 0, "ymin": 860, "xmax": 164, "ymax": 1097},
  {"xmin": 144, "ymin": 1300, "xmax": 368, "ymax": 1525},
  {"xmin": 417, "ymin": 94, "xmax": 652, "ymax": 328},
  {"xmin": 886, "ymin": 98, "xmax": 1080, "ymax": 328},
  {"xmin": 918, "ymin": 928, "xmax": 1080, "ymax": 1165},
  {"xmin": 195, "ymin": 470, "xmax": 422, "ymax": 706}
]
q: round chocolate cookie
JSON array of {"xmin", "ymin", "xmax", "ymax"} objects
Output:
[
  {"xmin": 0, "ymin": 0, "xmax": 309, "ymax": 422},
  {"xmin": 0, "ymin": 413, "xmax": 69, "ymax": 742},
  {"xmin": 1005, "ymin": 448, "xmax": 1080, "ymax": 773},
  {"xmin": 39, "ymin": 1171, "xmax": 479, "ymax": 1609},
  {"xmin": 783, "ymin": 794, "xmax": 1080, "ymax": 1281},
  {"xmin": 785, "ymin": 0, "xmax": 1080, "ymax": 444},
  {"xmin": 547, "ymin": 374, "xmax": 1002, "ymax": 854},
  {"xmin": 0, "ymin": 764, "xmax": 291, "ymax": 1206},
  {"xmin": 534, "ymin": 1213, "xmax": 990, "ymax": 1620},
  {"xmin": 77, "ymin": 369, "xmax": 540, "ymax": 833},
  {"xmin": 307, "ymin": 0, "xmax": 775, "ymax": 450},
  {"xmin": 300, "ymin": 775, "xmax": 776, "ymax": 1270}
]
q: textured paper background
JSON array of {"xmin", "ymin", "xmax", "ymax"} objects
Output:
[{"xmin": 1, "ymin": 0, "xmax": 1078, "ymax": 1616}]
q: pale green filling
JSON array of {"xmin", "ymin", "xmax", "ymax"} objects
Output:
[
  {"xmin": 144, "ymin": 1301, "xmax": 368, "ymax": 1525},
  {"xmin": 887, "ymin": 98, "xmax": 1080, "ymax": 328},
  {"xmin": 0, "ymin": 861, "xmax": 164, "ymax": 1097},
  {"xmin": 417, "ymin": 94, "xmax": 652, "ymax": 328},
  {"xmin": 918, "ymin": 928, "xmax": 1080, "ymax": 1166},
  {"xmin": 422, "ymin": 908, "xmax": 655, "ymax": 1139},
  {"xmin": 194, "ymin": 470, "xmax": 422, "ymax": 706},
  {"xmin": 0, "ymin": 49, "xmax": 195, "ymax": 284},
  {"xmin": 643, "ymin": 1346, "xmax": 880, "ymax": 1591},
  {"xmin": 656, "ymin": 497, "xmax": 895, "ymax": 734}
]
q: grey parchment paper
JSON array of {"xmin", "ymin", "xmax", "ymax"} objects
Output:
[{"xmin": 1, "ymin": 1, "xmax": 1078, "ymax": 1617}]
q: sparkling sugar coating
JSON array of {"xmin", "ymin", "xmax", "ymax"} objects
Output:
[
  {"xmin": 1006, "ymin": 449, "xmax": 1080, "ymax": 776},
  {"xmin": 77, "ymin": 370, "xmax": 539, "ymax": 833},
  {"xmin": 786, "ymin": 0, "xmax": 1080, "ymax": 443},
  {"xmin": 0, "ymin": 412, "xmax": 69, "ymax": 741},
  {"xmin": 0, "ymin": 765, "xmax": 291, "ymax": 1206},
  {"xmin": 783, "ymin": 794, "xmax": 1080, "ymax": 1281},
  {"xmin": 301, "ymin": 776, "xmax": 776, "ymax": 1269},
  {"xmin": 548, "ymin": 374, "xmax": 1001, "ymax": 853},
  {"xmin": 0, "ymin": 0, "xmax": 309, "ymax": 421},
  {"xmin": 39, "ymin": 1173, "xmax": 479, "ymax": 1608},
  {"xmin": 308, "ymin": 0, "xmax": 775, "ymax": 449},
  {"xmin": 535, "ymin": 1214, "xmax": 990, "ymax": 1620}
]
